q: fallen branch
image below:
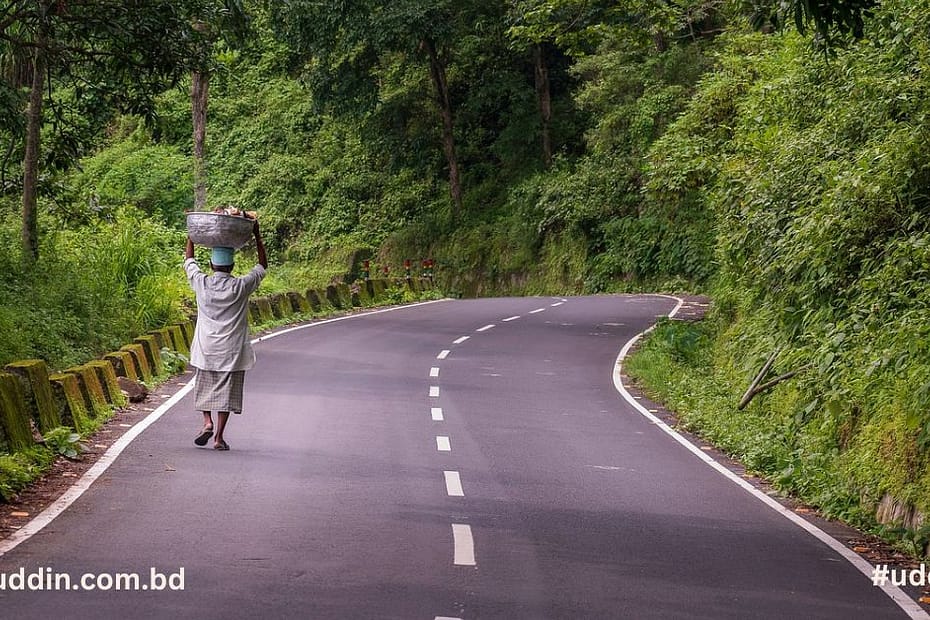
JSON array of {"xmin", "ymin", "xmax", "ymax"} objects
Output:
[
  {"xmin": 738, "ymin": 363, "xmax": 812, "ymax": 410},
  {"xmin": 738, "ymin": 349, "xmax": 779, "ymax": 409}
]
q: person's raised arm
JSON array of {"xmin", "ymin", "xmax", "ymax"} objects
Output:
[
  {"xmin": 253, "ymin": 220, "xmax": 268, "ymax": 270},
  {"xmin": 186, "ymin": 236, "xmax": 194, "ymax": 260}
]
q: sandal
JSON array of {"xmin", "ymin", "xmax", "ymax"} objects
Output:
[
  {"xmin": 194, "ymin": 426, "xmax": 214, "ymax": 446},
  {"xmin": 214, "ymin": 440, "xmax": 230, "ymax": 451}
]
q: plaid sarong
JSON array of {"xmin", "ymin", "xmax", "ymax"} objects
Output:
[{"xmin": 194, "ymin": 369, "xmax": 245, "ymax": 413}]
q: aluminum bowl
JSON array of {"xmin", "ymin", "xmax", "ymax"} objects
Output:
[{"xmin": 186, "ymin": 212, "xmax": 254, "ymax": 249}]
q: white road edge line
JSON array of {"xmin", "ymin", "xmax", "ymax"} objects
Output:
[
  {"xmin": 430, "ymin": 386, "xmax": 440, "ymax": 398},
  {"xmin": 436, "ymin": 436, "xmax": 451, "ymax": 452},
  {"xmin": 452, "ymin": 523, "xmax": 475, "ymax": 566},
  {"xmin": 444, "ymin": 471, "xmax": 464, "ymax": 497},
  {"xmin": 476, "ymin": 324, "xmax": 495, "ymax": 332},
  {"xmin": 453, "ymin": 336, "xmax": 470, "ymax": 344},
  {"xmin": 431, "ymin": 407, "xmax": 444, "ymax": 421},
  {"xmin": 502, "ymin": 315, "xmax": 520, "ymax": 322},
  {"xmin": 430, "ymin": 367, "xmax": 440, "ymax": 377},
  {"xmin": 437, "ymin": 350, "xmax": 451, "ymax": 360},
  {"xmin": 0, "ymin": 298, "xmax": 452, "ymax": 559},
  {"xmin": 612, "ymin": 295, "xmax": 928, "ymax": 620}
]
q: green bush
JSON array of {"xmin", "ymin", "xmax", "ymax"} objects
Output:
[
  {"xmin": 0, "ymin": 448, "xmax": 56, "ymax": 502},
  {"xmin": 71, "ymin": 139, "xmax": 193, "ymax": 226},
  {"xmin": 0, "ymin": 204, "xmax": 188, "ymax": 370},
  {"xmin": 42, "ymin": 427, "xmax": 86, "ymax": 460}
]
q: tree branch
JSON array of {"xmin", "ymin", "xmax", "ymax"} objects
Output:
[
  {"xmin": 739, "ymin": 349, "xmax": 779, "ymax": 408},
  {"xmin": 738, "ymin": 357, "xmax": 812, "ymax": 410}
]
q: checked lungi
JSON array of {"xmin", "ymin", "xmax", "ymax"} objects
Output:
[{"xmin": 194, "ymin": 369, "xmax": 245, "ymax": 413}]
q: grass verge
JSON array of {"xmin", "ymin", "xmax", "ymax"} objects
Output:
[{"xmin": 624, "ymin": 317, "xmax": 930, "ymax": 557}]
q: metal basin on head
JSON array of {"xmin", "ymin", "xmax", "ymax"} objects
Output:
[{"xmin": 186, "ymin": 212, "xmax": 254, "ymax": 249}]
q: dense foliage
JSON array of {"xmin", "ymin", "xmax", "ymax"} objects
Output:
[{"xmin": 626, "ymin": 0, "xmax": 930, "ymax": 539}]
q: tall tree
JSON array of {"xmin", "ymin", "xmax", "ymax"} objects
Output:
[
  {"xmin": 190, "ymin": 0, "xmax": 250, "ymax": 211},
  {"xmin": 0, "ymin": 0, "xmax": 211, "ymax": 262},
  {"xmin": 270, "ymin": 0, "xmax": 491, "ymax": 216},
  {"xmin": 506, "ymin": 0, "xmax": 699, "ymax": 167},
  {"xmin": 506, "ymin": 0, "xmax": 601, "ymax": 168}
]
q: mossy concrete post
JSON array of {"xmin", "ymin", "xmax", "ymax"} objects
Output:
[
  {"xmin": 150, "ymin": 327, "xmax": 172, "ymax": 351},
  {"xmin": 356, "ymin": 282, "xmax": 372, "ymax": 306},
  {"xmin": 64, "ymin": 365, "xmax": 110, "ymax": 418},
  {"xmin": 336, "ymin": 283, "xmax": 353, "ymax": 308},
  {"xmin": 288, "ymin": 292, "xmax": 311, "ymax": 313},
  {"xmin": 133, "ymin": 335, "xmax": 162, "ymax": 375},
  {"xmin": 0, "ymin": 372, "xmax": 35, "ymax": 451},
  {"xmin": 270, "ymin": 293, "xmax": 293, "ymax": 319},
  {"xmin": 268, "ymin": 294, "xmax": 283, "ymax": 319},
  {"xmin": 172, "ymin": 321, "xmax": 193, "ymax": 349},
  {"xmin": 5, "ymin": 359, "xmax": 60, "ymax": 433},
  {"xmin": 349, "ymin": 284, "xmax": 362, "ymax": 307},
  {"xmin": 325, "ymin": 285, "xmax": 343, "ymax": 309},
  {"xmin": 370, "ymin": 279, "xmax": 387, "ymax": 301},
  {"xmin": 120, "ymin": 344, "xmax": 153, "ymax": 382},
  {"xmin": 167, "ymin": 325, "xmax": 189, "ymax": 357},
  {"xmin": 255, "ymin": 297, "xmax": 275, "ymax": 323},
  {"xmin": 87, "ymin": 360, "xmax": 128, "ymax": 408},
  {"xmin": 48, "ymin": 373, "xmax": 91, "ymax": 433},
  {"xmin": 305, "ymin": 289, "xmax": 323, "ymax": 313},
  {"xmin": 105, "ymin": 351, "xmax": 139, "ymax": 382},
  {"xmin": 182, "ymin": 320, "xmax": 195, "ymax": 344}
]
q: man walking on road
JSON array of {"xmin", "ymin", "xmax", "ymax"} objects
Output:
[{"xmin": 184, "ymin": 220, "xmax": 267, "ymax": 450}]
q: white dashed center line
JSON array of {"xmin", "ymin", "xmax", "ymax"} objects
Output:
[
  {"xmin": 529, "ymin": 308, "xmax": 546, "ymax": 314},
  {"xmin": 430, "ymin": 367, "xmax": 440, "ymax": 377},
  {"xmin": 453, "ymin": 336, "xmax": 470, "ymax": 344},
  {"xmin": 551, "ymin": 302, "xmax": 564, "ymax": 307},
  {"xmin": 437, "ymin": 350, "xmax": 450, "ymax": 360},
  {"xmin": 430, "ymin": 386, "xmax": 440, "ymax": 398},
  {"xmin": 436, "ymin": 436, "xmax": 451, "ymax": 452},
  {"xmin": 444, "ymin": 471, "xmax": 464, "ymax": 496},
  {"xmin": 476, "ymin": 324, "xmax": 495, "ymax": 332},
  {"xmin": 502, "ymin": 315, "xmax": 520, "ymax": 322},
  {"xmin": 452, "ymin": 524, "xmax": 475, "ymax": 565},
  {"xmin": 431, "ymin": 407, "xmax": 444, "ymax": 421}
]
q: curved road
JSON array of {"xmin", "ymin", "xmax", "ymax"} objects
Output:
[{"xmin": 0, "ymin": 295, "xmax": 918, "ymax": 618}]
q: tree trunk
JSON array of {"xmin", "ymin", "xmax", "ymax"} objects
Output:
[
  {"xmin": 192, "ymin": 69, "xmax": 209, "ymax": 210},
  {"xmin": 423, "ymin": 38, "xmax": 463, "ymax": 216},
  {"xmin": 533, "ymin": 44, "xmax": 553, "ymax": 169},
  {"xmin": 653, "ymin": 31, "xmax": 668, "ymax": 53},
  {"xmin": 22, "ymin": 39, "xmax": 46, "ymax": 263}
]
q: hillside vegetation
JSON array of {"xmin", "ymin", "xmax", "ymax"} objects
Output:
[{"xmin": 3, "ymin": 1, "xmax": 930, "ymax": 545}]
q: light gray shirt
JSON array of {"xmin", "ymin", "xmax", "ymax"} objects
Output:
[{"xmin": 184, "ymin": 258, "xmax": 266, "ymax": 372}]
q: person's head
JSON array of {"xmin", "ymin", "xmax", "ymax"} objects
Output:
[{"xmin": 210, "ymin": 246, "xmax": 235, "ymax": 273}]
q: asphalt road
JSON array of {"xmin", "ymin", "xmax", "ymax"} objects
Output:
[{"xmin": 0, "ymin": 295, "xmax": 917, "ymax": 619}]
